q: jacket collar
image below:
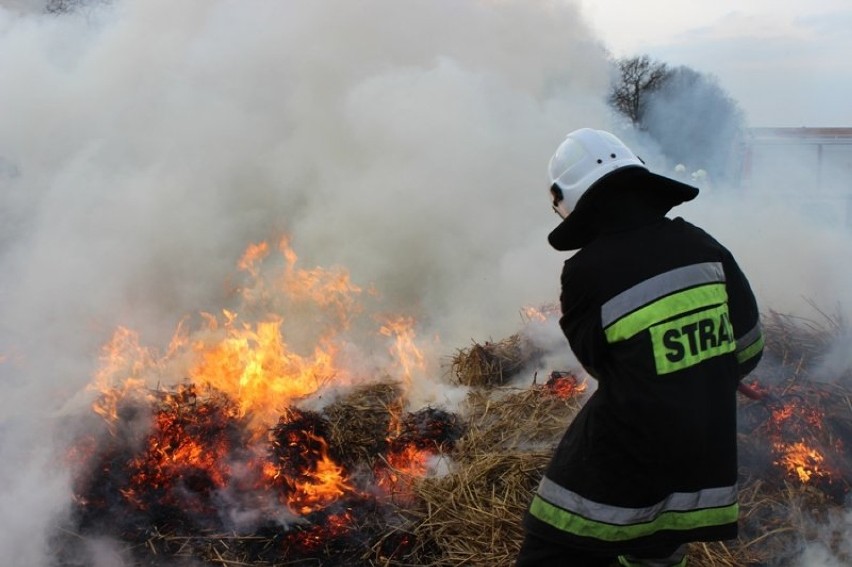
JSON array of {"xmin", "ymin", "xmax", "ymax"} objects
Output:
[{"xmin": 547, "ymin": 166, "xmax": 699, "ymax": 251}]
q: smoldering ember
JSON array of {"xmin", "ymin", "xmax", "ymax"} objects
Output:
[{"xmin": 54, "ymin": 239, "xmax": 850, "ymax": 567}]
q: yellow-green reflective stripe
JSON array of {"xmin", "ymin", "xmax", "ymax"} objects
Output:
[
  {"xmin": 737, "ymin": 333, "xmax": 764, "ymax": 364},
  {"xmin": 602, "ymin": 263, "xmax": 725, "ymax": 328},
  {"xmin": 529, "ymin": 495, "xmax": 738, "ymax": 542},
  {"xmin": 650, "ymin": 304, "xmax": 735, "ymax": 375},
  {"xmin": 604, "ymin": 284, "xmax": 729, "ymax": 343}
]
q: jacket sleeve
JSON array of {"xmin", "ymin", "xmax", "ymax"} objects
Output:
[
  {"xmin": 558, "ymin": 259, "xmax": 608, "ymax": 379},
  {"xmin": 722, "ymin": 251, "xmax": 763, "ymax": 377}
]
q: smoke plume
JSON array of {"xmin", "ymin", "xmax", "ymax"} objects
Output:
[
  {"xmin": 2, "ymin": 0, "xmax": 850, "ymax": 564},
  {"xmin": 0, "ymin": 0, "xmax": 609, "ymax": 563}
]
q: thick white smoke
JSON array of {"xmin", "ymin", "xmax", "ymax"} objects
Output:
[
  {"xmin": 0, "ymin": 0, "xmax": 609, "ymax": 564},
  {"xmin": 3, "ymin": 0, "xmax": 849, "ymax": 564}
]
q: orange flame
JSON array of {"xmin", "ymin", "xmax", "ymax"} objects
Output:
[
  {"xmin": 118, "ymin": 385, "xmax": 238, "ymax": 511},
  {"xmin": 238, "ymin": 241, "xmax": 271, "ymax": 276},
  {"xmin": 520, "ymin": 306, "xmax": 548, "ymax": 323},
  {"xmin": 279, "ymin": 236, "xmax": 363, "ymax": 326},
  {"xmin": 386, "ymin": 444, "xmax": 432, "ymax": 477},
  {"xmin": 89, "ymin": 327, "xmax": 156, "ymax": 429},
  {"xmin": 91, "ymin": 238, "xmax": 375, "ymax": 431},
  {"xmin": 281, "ymin": 433, "xmax": 353, "ymax": 515},
  {"xmin": 520, "ymin": 303, "xmax": 560, "ymax": 324},
  {"xmin": 773, "ymin": 440, "xmax": 828, "ymax": 483},
  {"xmin": 81, "ymin": 237, "xmax": 433, "ymax": 523},
  {"xmin": 376, "ymin": 444, "xmax": 434, "ymax": 503},
  {"xmin": 188, "ymin": 314, "xmax": 339, "ymax": 428},
  {"xmin": 764, "ymin": 395, "xmax": 837, "ymax": 486},
  {"xmin": 379, "ymin": 315, "xmax": 425, "ymax": 390}
]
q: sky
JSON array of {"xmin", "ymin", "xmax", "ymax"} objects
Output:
[{"xmin": 579, "ymin": 0, "xmax": 852, "ymax": 127}]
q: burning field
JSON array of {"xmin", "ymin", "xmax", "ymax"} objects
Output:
[{"xmin": 53, "ymin": 240, "xmax": 851, "ymax": 567}]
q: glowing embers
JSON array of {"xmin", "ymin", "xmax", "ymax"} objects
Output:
[
  {"xmin": 267, "ymin": 408, "xmax": 354, "ymax": 515},
  {"xmin": 773, "ymin": 440, "xmax": 829, "ymax": 484},
  {"xmin": 68, "ymin": 382, "xmax": 453, "ymax": 563},
  {"xmin": 376, "ymin": 407, "xmax": 464, "ymax": 502},
  {"xmin": 545, "ymin": 371, "xmax": 587, "ymax": 400},
  {"xmin": 73, "ymin": 384, "xmax": 255, "ymax": 533},
  {"xmin": 739, "ymin": 381, "xmax": 850, "ymax": 502},
  {"xmin": 120, "ymin": 385, "xmax": 242, "ymax": 513}
]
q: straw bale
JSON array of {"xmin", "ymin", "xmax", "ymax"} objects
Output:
[
  {"xmin": 450, "ymin": 334, "xmax": 540, "ymax": 387},
  {"xmin": 324, "ymin": 380, "xmax": 405, "ymax": 468}
]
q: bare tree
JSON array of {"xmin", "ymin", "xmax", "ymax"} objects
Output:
[
  {"xmin": 608, "ymin": 55, "xmax": 671, "ymax": 126},
  {"xmin": 46, "ymin": 0, "xmax": 106, "ymax": 14},
  {"xmin": 46, "ymin": 0, "xmax": 76, "ymax": 13}
]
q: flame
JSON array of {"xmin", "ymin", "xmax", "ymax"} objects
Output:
[
  {"xmin": 264, "ymin": 408, "xmax": 356, "ymax": 515},
  {"xmin": 376, "ymin": 407, "xmax": 459, "ymax": 502},
  {"xmin": 77, "ymin": 237, "xmax": 438, "ymax": 533},
  {"xmin": 520, "ymin": 306, "xmax": 548, "ymax": 323},
  {"xmin": 376, "ymin": 443, "xmax": 433, "ymax": 503},
  {"xmin": 762, "ymin": 394, "xmax": 839, "ymax": 487},
  {"xmin": 282, "ymin": 433, "xmax": 352, "ymax": 515},
  {"xmin": 87, "ymin": 239, "xmax": 428, "ymax": 435},
  {"xmin": 520, "ymin": 303, "xmax": 560, "ymax": 324},
  {"xmin": 119, "ymin": 385, "xmax": 239, "ymax": 511},
  {"xmin": 89, "ymin": 327, "xmax": 156, "ymax": 429},
  {"xmin": 379, "ymin": 315, "xmax": 426, "ymax": 389},
  {"xmin": 773, "ymin": 440, "xmax": 828, "ymax": 484},
  {"xmin": 386, "ymin": 444, "xmax": 432, "ymax": 477},
  {"xmin": 279, "ymin": 236, "xmax": 363, "ymax": 325},
  {"xmin": 90, "ymin": 239, "xmax": 375, "ymax": 430},
  {"xmin": 771, "ymin": 405, "xmax": 795, "ymax": 422},
  {"xmin": 238, "ymin": 241, "xmax": 271, "ymax": 276},
  {"xmin": 188, "ymin": 314, "xmax": 339, "ymax": 428}
]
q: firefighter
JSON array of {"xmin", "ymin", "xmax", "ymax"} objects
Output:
[{"xmin": 517, "ymin": 128, "xmax": 764, "ymax": 567}]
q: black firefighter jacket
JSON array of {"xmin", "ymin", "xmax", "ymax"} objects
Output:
[{"xmin": 524, "ymin": 172, "xmax": 764, "ymax": 554}]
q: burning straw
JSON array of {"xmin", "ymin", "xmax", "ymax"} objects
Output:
[{"xmin": 58, "ymin": 305, "xmax": 852, "ymax": 567}]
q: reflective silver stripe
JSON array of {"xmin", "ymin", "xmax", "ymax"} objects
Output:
[
  {"xmin": 736, "ymin": 321, "xmax": 762, "ymax": 351},
  {"xmin": 537, "ymin": 476, "xmax": 737, "ymax": 526},
  {"xmin": 601, "ymin": 262, "xmax": 726, "ymax": 328}
]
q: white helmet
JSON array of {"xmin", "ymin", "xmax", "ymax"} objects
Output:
[{"xmin": 548, "ymin": 128, "xmax": 645, "ymax": 213}]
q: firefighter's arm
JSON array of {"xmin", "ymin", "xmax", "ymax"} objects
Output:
[
  {"xmin": 557, "ymin": 260, "xmax": 607, "ymax": 379},
  {"xmin": 723, "ymin": 252, "xmax": 764, "ymax": 377}
]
